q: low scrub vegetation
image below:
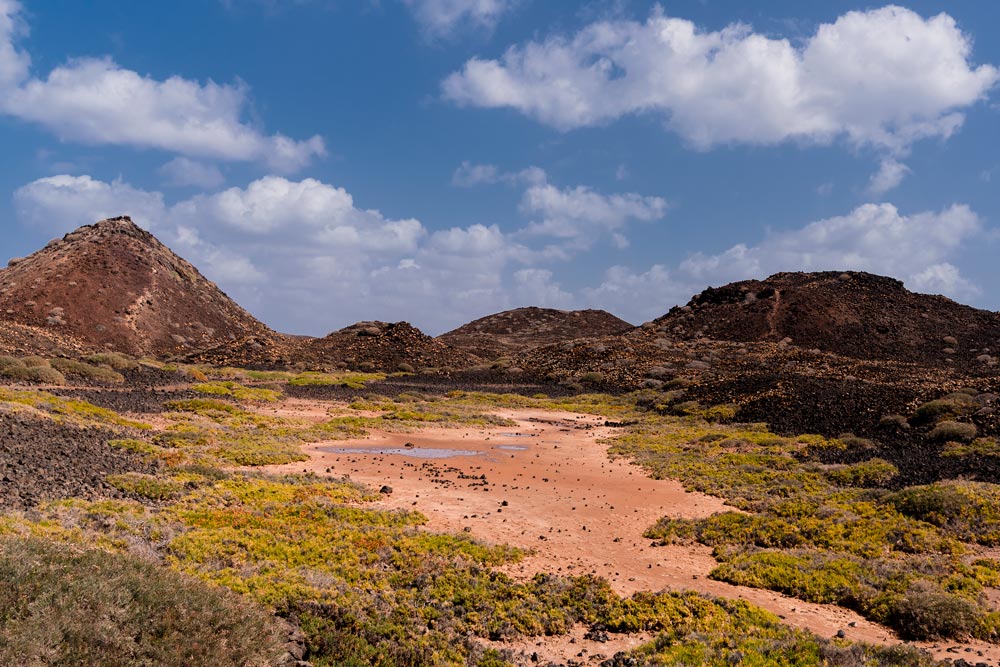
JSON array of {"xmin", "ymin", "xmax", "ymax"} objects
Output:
[
  {"xmin": 0, "ymin": 378, "xmax": 982, "ymax": 663},
  {"xmin": 50, "ymin": 358, "xmax": 125, "ymax": 383},
  {"xmin": 0, "ymin": 355, "xmax": 66, "ymax": 384},
  {"xmin": 192, "ymin": 380, "xmax": 282, "ymax": 402},
  {"xmin": 0, "ymin": 387, "xmax": 150, "ymax": 429},
  {"xmin": 4, "ymin": 468, "xmax": 945, "ymax": 667},
  {"xmin": 609, "ymin": 399, "xmax": 1000, "ymax": 642},
  {"xmin": 0, "ymin": 536, "xmax": 285, "ymax": 667},
  {"xmin": 85, "ymin": 352, "xmax": 139, "ymax": 371}
]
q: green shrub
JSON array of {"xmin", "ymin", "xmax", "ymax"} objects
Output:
[
  {"xmin": 885, "ymin": 481, "xmax": 1000, "ymax": 545},
  {"xmin": 891, "ymin": 580, "xmax": 980, "ymax": 640},
  {"xmin": 192, "ymin": 381, "xmax": 232, "ymax": 395},
  {"xmin": 879, "ymin": 414, "xmax": 910, "ymax": 430},
  {"xmin": 929, "ymin": 420, "xmax": 977, "ymax": 442},
  {"xmin": 109, "ymin": 438, "xmax": 164, "ymax": 457},
  {"xmin": 85, "ymin": 352, "xmax": 139, "ymax": 370},
  {"xmin": 0, "ymin": 361, "xmax": 66, "ymax": 385},
  {"xmin": 0, "ymin": 537, "xmax": 285, "ymax": 667},
  {"xmin": 826, "ymin": 459, "xmax": 898, "ymax": 487},
  {"xmin": 912, "ymin": 396, "xmax": 976, "ymax": 426},
  {"xmin": 50, "ymin": 358, "xmax": 125, "ymax": 383},
  {"xmin": 192, "ymin": 381, "xmax": 282, "ymax": 402},
  {"xmin": 704, "ymin": 404, "xmax": 738, "ymax": 422},
  {"xmin": 106, "ymin": 473, "xmax": 185, "ymax": 501},
  {"xmin": 579, "ymin": 372, "xmax": 605, "ymax": 384},
  {"xmin": 27, "ymin": 365, "xmax": 67, "ymax": 384},
  {"xmin": 19, "ymin": 355, "xmax": 50, "ymax": 367},
  {"xmin": 0, "ymin": 355, "xmax": 24, "ymax": 371}
]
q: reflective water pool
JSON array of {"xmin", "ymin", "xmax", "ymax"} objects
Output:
[{"xmin": 319, "ymin": 446, "xmax": 482, "ymax": 459}]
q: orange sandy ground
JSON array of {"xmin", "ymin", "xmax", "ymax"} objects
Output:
[{"xmin": 256, "ymin": 400, "xmax": 999, "ymax": 665}]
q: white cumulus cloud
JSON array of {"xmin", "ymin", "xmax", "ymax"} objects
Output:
[
  {"xmin": 0, "ymin": 1, "xmax": 323, "ymax": 171},
  {"xmin": 443, "ymin": 6, "xmax": 998, "ymax": 154},
  {"xmin": 519, "ymin": 183, "xmax": 667, "ymax": 251},
  {"xmin": 868, "ymin": 158, "xmax": 911, "ymax": 194}
]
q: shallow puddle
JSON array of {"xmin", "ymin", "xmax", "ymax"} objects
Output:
[
  {"xmin": 319, "ymin": 446, "xmax": 482, "ymax": 459},
  {"xmin": 495, "ymin": 444, "xmax": 529, "ymax": 451}
]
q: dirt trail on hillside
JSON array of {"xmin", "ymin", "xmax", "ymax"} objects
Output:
[{"xmin": 260, "ymin": 402, "xmax": 1000, "ymax": 665}]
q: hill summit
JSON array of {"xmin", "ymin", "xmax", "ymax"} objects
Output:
[
  {"xmin": 438, "ymin": 307, "xmax": 633, "ymax": 359},
  {"xmin": 0, "ymin": 216, "xmax": 274, "ymax": 356},
  {"xmin": 652, "ymin": 271, "xmax": 1000, "ymax": 366}
]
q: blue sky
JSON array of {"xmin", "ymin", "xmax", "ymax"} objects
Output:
[{"xmin": 0, "ymin": 1, "xmax": 997, "ymax": 335}]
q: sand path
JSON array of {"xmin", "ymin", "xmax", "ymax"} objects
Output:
[{"xmin": 257, "ymin": 402, "xmax": 999, "ymax": 664}]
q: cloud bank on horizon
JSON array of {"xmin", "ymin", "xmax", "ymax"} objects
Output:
[{"xmin": 0, "ymin": 1, "xmax": 997, "ymax": 335}]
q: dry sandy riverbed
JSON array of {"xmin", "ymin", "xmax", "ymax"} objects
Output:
[{"xmin": 258, "ymin": 401, "xmax": 1000, "ymax": 665}]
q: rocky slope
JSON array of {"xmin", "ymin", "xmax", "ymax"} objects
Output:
[
  {"xmin": 298, "ymin": 321, "xmax": 481, "ymax": 372},
  {"xmin": 438, "ymin": 307, "xmax": 633, "ymax": 359},
  {"xmin": 0, "ymin": 217, "xmax": 275, "ymax": 357},
  {"xmin": 0, "ymin": 320, "xmax": 93, "ymax": 356},
  {"xmin": 651, "ymin": 271, "xmax": 1000, "ymax": 367}
]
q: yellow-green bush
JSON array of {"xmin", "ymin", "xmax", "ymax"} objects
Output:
[
  {"xmin": 886, "ymin": 481, "xmax": 1000, "ymax": 546},
  {"xmin": 106, "ymin": 473, "xmax": 185, "ymax": 501},
  {"xmin": 192, "ymin": 381, "xmax": 282, "ymax": 402},
  {"xmin": 825, "ymin": 459, "xmax": 899, "ymax": 487}
]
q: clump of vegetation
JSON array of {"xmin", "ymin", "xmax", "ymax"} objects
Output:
[
  {"xmin": 0, "ymin": 355, "xmax": 67, "ymax": 384},
  {"xmin": 288, "ymin": 371, "xmax": 386, "ymax": 389},
  {"xmin": 941, "ymin": 438, "xmax": 1000, "ymax": 458},
  {"xmin": 0, "ymin": 388, "xmax": 149, "ymax": 429},
  {"xmin": 879, "ymin": 414, "xmax": 910, "ymax": 430},
  {"xmin": 929, "ymin": 420, "xmax": 977, "ymax": 442},
  {"xmin": 109, "ymin": 438, "xmax": 168, "ymax": 460},
  {"xmin": 191, "ymin": 380, "xmax": 282, "ymax": 402},
  {"xmin": 911, "ymin": 394, "xmax": 977, "ymax": 426},
  {"xmin": 892, "ymin": 580, "xmax": 982, "ymax": 640},
  {"xmin": 107, "ymin": 472, "xmax": 186, "ymax": 501},
  {"xmin": 85, "ymin": 352, "xmax": 139, "ymax": 370},
  {"xmin": 0, "ymin": 536, "xmax": 286, "ymax": 667},
  {"xmin": 157, "ymin": 400, "xmax": 306, "ymax": 467},
  {"xmin": 609, "ymin": 399, "xmax": 1000, "ymax": 641},
  {"xmin": 7, "ymin": 469, "xmax": 942, "ymax": 667},
  {"xmin": 628, "ymin": 597, "xmax": 940, "ymax": 666},
  {"xmin": 825, "ymin": 459, "xmax": 898, "ymax": 487},
  {"xmin": 50, "ymin": 358, "xmax": 125, "ymax": 383},
  {"xmin": 25, "ymin": 365, "xmax": 66, "ymax": 384},
  {"xmin": 885, "ymin": 481, "xmax": 1000, "ymax": 546}
]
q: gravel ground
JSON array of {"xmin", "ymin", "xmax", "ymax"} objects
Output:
[{"xmin": 0, "ymin": 412, "xmax": 157, "ymax": 509}]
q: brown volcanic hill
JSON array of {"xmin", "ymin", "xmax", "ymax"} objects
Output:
[
  {"xmin": 649, "ymin": 271, "xmax": 1000, "ymax": 367},
  {"xmin": 438, "ymin": 307, "xmax": 633, "ymax": 359},
  {"xmin": 0, "ymin": 216, "xmax": 275, "ymax": 357},
  {"xmin": 298, "ymin": 321, "xmax": 481, "ymax": 372}
]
